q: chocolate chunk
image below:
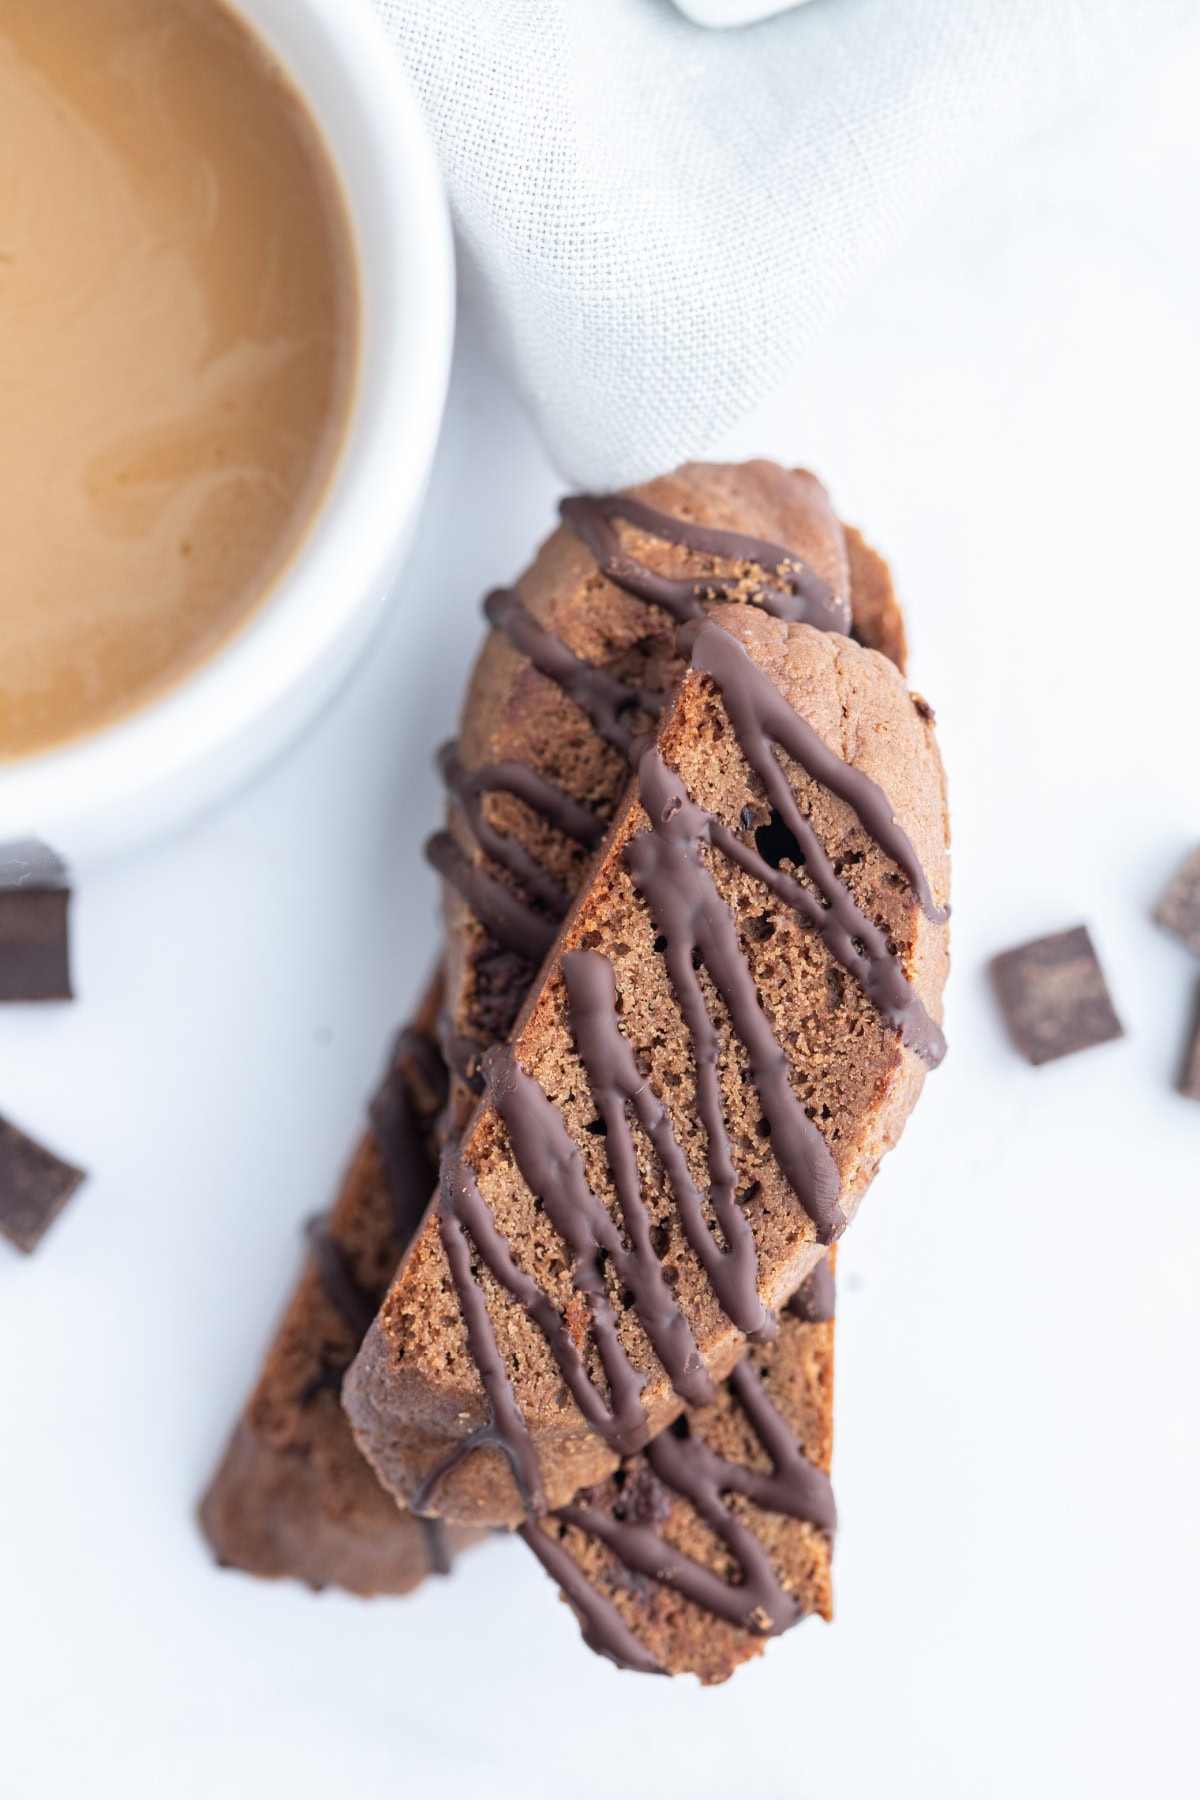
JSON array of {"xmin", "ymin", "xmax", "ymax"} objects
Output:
[
  {"xmin": 0, "ymin": 841, "xmax": 72, "ymax": 1001},
  {"xmin": 0, "ymin": 1116, "xmax": 86, "ymax": 1253},
  {"xmin": 991, "ymin": 926, "xmax": 1124, "ymax": 1065},
  {"xmin": 1155, "ymin": 847, "xmax": 1200, "ymax": 957}
]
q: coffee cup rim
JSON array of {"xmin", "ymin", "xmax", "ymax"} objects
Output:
[{"xmin": 0, "ymin": 0, "xmax": 455, "ymax": 864}]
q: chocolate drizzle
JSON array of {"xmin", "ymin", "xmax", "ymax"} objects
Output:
[
  {"xmin": 426, "ymin": 830, "xmax": 557, "ymax": 963},
  {"xmin": 440, "ymin": 1026, "xmax": 487, "ymax": 1094},
  {"xmin": 421, "ymin": 1515, "xmax": 453, "ymax": 1577},
  {"xmin": 305, "ymin": 1025, "xmax": 457, "ymax": 1577},
  {"xmin": 438, "ymin": 742, "xmax": 603, "ymax": 918},
  {"xmin": 518, "ymin": 1521, "xmax": 666, "ymax": 1675},
  {"xmin": 524, "ymin": 1307, "xmax": 836, "ymax": 1669},
  {"xmin": 560, "ymin": 492, "xmax": 851, "ymax": 635},
  {"xmin": 449, "ymin": 542, "xmax": 941, "ymax": 1071},
  {"xmin": 484, "ymin": 586, "xmax": 665, "ymax": 756},
  {"xmin": 415, "ymin": 1198, "xmax": 547, "ymax": 1516},
  {"xmin": 304, "ymin": 1217, "xmax": 377, "ymax": 1343},
  {"xmin": 419, "ymin": 612, "xmax": 947, "ymax": 1507},
  {"xmin": 788, "ymin": 1254, "xmax": 835, "ymax": 1324},
  {"xmin": 369, "ymin": 1025, "xmax": 445, "ymax": 1246},
  {"xmin": 387, "ymin": 1024, "xmax": 449, "ymax": 1114},
  {"xmin": 568, "ymin": 943, "xmax": 773, "ymax": 1339},
  {"xmin": 688, "ymin": 620, "xmax": 946, "ymax": 925},
  {"xmin": 562, "ymin": 949, "xmax": 720, "ymax": 1399},
  {"xmin": 304, "ymin": 1020, "xmax": 449, "ymax": 1358},
  {"xmin": 682, "ymin": 622, "xmax": 946, "ymax": 1067},
  {"xmin": 630, "ymin": 747, "xmax": 845, "ymax": 1251},
  {"xmin": 417, "ymin": 497, "xmax": 945, "ymax": 1527},
  {"xmin": 425, "ymin": 1025, "xmax": 719, "ymax": 1507}
]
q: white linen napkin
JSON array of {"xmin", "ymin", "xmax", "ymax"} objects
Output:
[{"xmin": 372, "ymin": 0, "xmax": 1189, "ymax": 488}]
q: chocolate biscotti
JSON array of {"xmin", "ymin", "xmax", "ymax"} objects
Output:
[
  {"xmin": 199, "ymin": 982, "xmax": 482, "ymax": 1595},
  {"xmin": 525, "ymin": 1255, "xmax": 837, "ymax": 1683},
  {"xmin": 430, "ymin": 462, "xmax": 906, "ymax": 1106},
  {"xmin": 345, "ymin": 602, "xmax": 949, "ymax": 1527},
  {"xmin": 198, "ymin": 469, "xmax": 901, "ymax": 1629}
]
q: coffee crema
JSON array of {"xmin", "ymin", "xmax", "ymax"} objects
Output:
[{"xmin": 0, "ymin": 0, "xmax": 358, "ymax": 760}]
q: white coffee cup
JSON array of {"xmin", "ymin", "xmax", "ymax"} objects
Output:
[{"xmin": 0, "ymin": 0, "xmax": 454, "ymax": 865}]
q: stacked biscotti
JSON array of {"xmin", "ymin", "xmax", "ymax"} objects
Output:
[{"xmin": 201, "ymin": 461, "xmax": 949, "ymax": 1684}]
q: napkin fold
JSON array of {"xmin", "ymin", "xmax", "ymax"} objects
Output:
[{"xmin": 373, "ymin": 0, "xmax": 1188, "ymax": 487}]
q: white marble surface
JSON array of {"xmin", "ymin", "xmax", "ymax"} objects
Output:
[{"xmin": 3, "ymin": 22, "xmax": 1199, "ymax": 1799}]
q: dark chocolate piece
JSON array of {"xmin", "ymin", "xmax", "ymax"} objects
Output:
[
  {"xmin": 1179, "ymin": 980, "xmax": 1200, "ymax": 1102},
  {"xmin": 1155, "ymin": 847, "xmax": 1200, "ymax": 957},
  {"xmin": 0, "ymin": 840, "xmax": 72, "ymax": 1002},
  {"xmin": 991, "ymin": 926, "xmax": 1124, "ymax": 1065},
  {"xmin": 0, "ymin": 1115, "xmax": 85, "ymax": 1253}
]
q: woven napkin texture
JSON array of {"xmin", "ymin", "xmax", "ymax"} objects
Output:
[{"xmin": 372, "ymin": 0, "xmax": 1187, "ymax": 486}]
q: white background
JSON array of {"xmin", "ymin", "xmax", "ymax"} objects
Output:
[{"xmin": 2, "ymin": 22, "xmax": 1199, "ymax": 1800}]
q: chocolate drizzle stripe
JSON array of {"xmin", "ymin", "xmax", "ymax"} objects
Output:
[
  {"xmin": 722, "ymin": 1360, "xmax": 837, "ymax": 1528},
  {"xmin": 552, "ymin": 1493, "xmax": 799, "ymax": 1639},
  {"xmin": 554, "ymin": 1349, "xmax": 834, "ymax": 1638},
  {"xmin": 560, "ymin": 493, "xmax": 851, "ymax": 635},
  {"xmin": 497, "ymin": 1023, "xmax": 715, "ymax": 1414},
  {"xmin": 439, "ymin": 745, "xmax": 575, "ymax": 915},
  {"xmin": 630, "ymin": 747, "xmax": 845, "ymax": 1251},
  {"xmin": 483, "ymin": 586, "xmax": 665, "ymax": 756},
  {"xmin": 419, "ymin": 524, "xmax": 945, "ymax": 1518},
  {"xmin": 425, "ymin": 831, "xmax": 556, "ymax": 964},
  {"xmin": 305, "ymin": 1217, "xmax": 378, "ymax": 1344},
  {"xmin": 787, "ymin": 1255, "xmax": 835, "ymax": 1324},
  {"xmin": 709, "ymin": 817, "xmax": 943, "ymax": 1066},
  {"xmin": 440, "ymin": 744, "xmax": 604, "ymax": 853},
  {"xmin": 520, "ymin": 1521, "xmax": 666, "ymax": 1675},
  {"xmin": 413, "ymin": 1189, "xmax": 548, "ymax": 1518},
  {"xmin": 564, "ymin": 948, "xmax": 763, "ymax": 1358},
  {"xmin": 369, "ymin": 1033, "xmax": 444, "ymax": 1248},
  {"xmin": 439, "ymin": 1061, "xmax": 652, "ymax": 1461},
  {"xmin": 392, "ymin": 1023, "xmax": 450, "ymax": 1112},
  {"xmin": 440, "ymin": 1024, "xmax": 487, "ymax": 1093},
  {"xmin": 687, "ymin": 619, "xmax": 947, "ymax": 927},
  {"xmin": 420, "ymin": 1516, "xmax": 453, "ymax": 1577},
  {"xmin": 304, "ymin": 1028, "xmax": 457, "ymax": 1575},
  {"xmin": 682, "ymin": 619, "xmax": 946, "ymax": 1064}
]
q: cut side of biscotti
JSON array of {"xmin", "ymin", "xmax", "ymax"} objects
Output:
[
  {"xmin": 199, "ymin": 982, "xmax": 482, "ymax": 1595},
  {"xmin": 345, "ymin": 606, "xmax": 949, "ymax": 1528},
  {"xmin": 525, "ymin": 1255, "xmax": 837, "ymax": 1684}
]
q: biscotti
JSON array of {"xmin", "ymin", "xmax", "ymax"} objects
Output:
[
  {"xmin": 199, "ymin": 471, "xmax": 902, "ymax": 1622},
  {"xmin": 199, "ymin": 983, "xmax": 483, "ymax": 1595},
  {"xmin": 345, "ymin": 601, "xmax": 949, "ymax": 1526},
  {"xmin": 524, "ymin": 1255, "xmax": 837, "ymax": 1683},
  {"xmin": 431, "ymin": 462, "xmax": 906, "ymax": 1104}
]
